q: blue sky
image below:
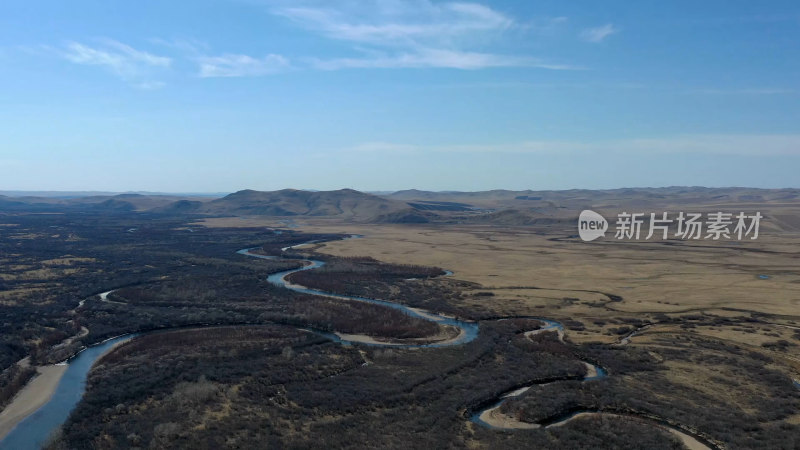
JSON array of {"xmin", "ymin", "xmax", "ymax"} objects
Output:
[{"xmin": 1, "ymin": 0, "xmax": 799, "ymax": 192}]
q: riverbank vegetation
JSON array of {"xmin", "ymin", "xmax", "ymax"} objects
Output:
[
  {"xmin": 89, "ymin": 270, "xmax": 443, "ymax": 342},
  {"xmin": 46, "ymin": 323, "xmax": 689, "ymax": 449},
  {"xmin": 0, "ymin": 214, "xmax": 349, "ymax": 393}
]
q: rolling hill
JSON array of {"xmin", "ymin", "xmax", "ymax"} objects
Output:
[{"xmin": 176, "ymin": 189, "xmax": 411, "ymax": 222}]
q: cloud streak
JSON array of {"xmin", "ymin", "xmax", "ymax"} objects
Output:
[
  {"xmin": 275, "ymin": 2, "xmax": 513, "ymax": 45},
  {"xmin": 50, "ymin": 3, "xmax": 582, "ymax": 79},
  {"xmin": 309, "ymin": 48, "xmax": 578, "ymax": 71},
  {"xmin": 268, "ymin": 1, "xmax": 573, "ymax": 71},
  {"xmin": 350, "ymin": 134, "xmax": 800, "ymax": 156},
  {"xmin": 197, "ymin": 53, "xmax": 290, "ymax": 77},
  {"xmin": 58, "ymin": 39, "xmax": 171, "ymax": 87},
  {"xmin": 580, "ymin": 24, "xmax": 618, "ymax": 43}
]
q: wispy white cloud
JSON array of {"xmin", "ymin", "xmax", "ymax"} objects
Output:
[
  {"xmin": 617, "ymin": 135, "xmax": 800, "ymax": 156},
  {"xmin": 57, "ymin": 39, "xmax": 171, "ymax": 88},
  {"xmin": 349, "ymin": 134, "xmax": 800, "ymax": 156},
  {"xmin": 45, "ymin": 3, "xmax": 581, "ymax": 80},
  {"xmin": 580, "ymin": 24, "xmax": 618, "ymax": 43},
  {"xmin": 350, "ymin": 140, "xmax": 600, "ymax": 155},
  {"xmin": 266, "ymin": 1, "xmax": 573, "ymax": 71},
  {"xmin": 148, "ymin": 37, "xmax": 210, "ymax": 55},
  {"xmin": 197, "ymin": 53, "xmax": 290, "ymax": 77},
  {"xmin": 56, "ymin": 3, "xmax": 574, "ymax": 78},
  {"xmin": 309, "ymin": 48, "xmax": 578, "ymax": 71},
  {"xmin": 148, "ymin": 37, "xmax": 290, "ymax": 78},
  {"xmin": 274, "ymin": 2, "xmax": 514, "ymax": 45},
  {"xmin": 532, "ymin": 16, "xmax": 569, "ymax": 33}
]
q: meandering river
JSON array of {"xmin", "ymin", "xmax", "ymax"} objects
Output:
[
  {"xmin": 0, "ymin": 236, "xmax": 477, "ymax": 449},
  {"xmin": 1, "ymin": 234, "xmax": 719, "ymax": 450},
  {"xmin": 237, "ymin": 246, "xmax": 479, "ymax": 347}
]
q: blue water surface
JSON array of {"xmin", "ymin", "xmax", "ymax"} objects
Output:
[{"xmin": 1, "ymin": 335, "xmax": 135, "ymax": 450}]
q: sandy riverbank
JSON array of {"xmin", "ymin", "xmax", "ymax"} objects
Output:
[
  {"xmin": 0, "ymin": 364, "xmax": 68, "ymax": 440},
  {"xmin": 335, "ymin": 325, "xmax": 464, "ymax": 347},
  {"xmin": 584, "ymin": 362, "xmax": 598, "ymax": 378},
  {"xmin": 0, "ymin": 331, "xmax": 134, "ymax": 443},
  {"xmin": 477, "ymin": 404, "xmax": 540, "ymax": 429}
]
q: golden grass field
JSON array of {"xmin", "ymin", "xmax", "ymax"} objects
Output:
[
  {"xmin": 197, "ymin": 217, "xmax": 800, "ymax": 316},
  {"xmin": 197, "ymin": 216, "xmax": 800, "ymax": 389}
]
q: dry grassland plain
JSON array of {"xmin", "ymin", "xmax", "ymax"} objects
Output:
[
  {"xmin": 197, "ymin": 217, "xmax": 799, "ymax": 314},
  {"xmin": 197, "ymin": 216, "xmax": 800, "ymax": 391}
]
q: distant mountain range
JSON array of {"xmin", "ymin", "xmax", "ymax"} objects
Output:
[
  {"xmin": 0, "ymin": 191, "xmax": 224, "ymax": 198},
  {"xmin": 0, "ymin": 193, "xmax": 193, "ymax": 212},
  {"xmin": 2, "ymin": 187, "xmax": 799, "ymax": 227}
]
